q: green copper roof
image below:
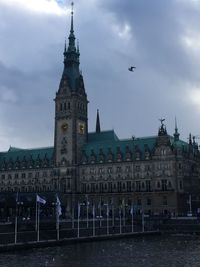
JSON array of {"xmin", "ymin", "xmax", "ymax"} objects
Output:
[
  {"xmin": 88, "ymin": 130, "xmax": 119, "ymax": 143},
  {"xmin": 84, "ymin": 131, "xmax": 157, "ymax": 161},
  {"xmin": 83, "ymin": 130, "xmax": 190, "ymax": 162},
  {"xmin": 0, "ymin": 146, "xmax": 54, "ymax": 167}
]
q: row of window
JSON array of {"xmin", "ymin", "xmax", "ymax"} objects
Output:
[
  {"xmin": 0, "ymin": 160, "xmax": 53, "ymax": 171},
  {"xmin": 1, "ymin": 171, "xmax": 54, "ymax": 180},
  {"xmin": 80, "ymin": 179, "xmax": 176, "ymax": 193},
  {"xmin": 82, "ymin": 163, "xmax": 174, "ymax": 176}
]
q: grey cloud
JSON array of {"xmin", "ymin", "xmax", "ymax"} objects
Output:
[{"xmin": 0, "ymin": 0, "xmax": 200, "ymax": 150}]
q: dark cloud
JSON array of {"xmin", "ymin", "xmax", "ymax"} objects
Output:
[{"xmin": 0, "ymin": 0, "xmax": 200, "ymax": 150}]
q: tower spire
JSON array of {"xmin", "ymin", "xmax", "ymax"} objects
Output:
[
  {"xmin": 174, "ymin": 116, "xmax": 180, "ymax": 141},
  {"xmin": 96, "ymin": 109, "xmax": 101, "ymax": 133},
  {"xmin": 68, "ymin": 2, "xmax": 76, "ymax": 52}
]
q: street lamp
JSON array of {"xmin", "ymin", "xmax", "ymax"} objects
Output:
[
  {"xmin": 85, "ymin": 195, "xmax": 90, "ymax": 228},
  {"xmin": 104, "ymin": 203, "xmax": 109, "ymax": 235},
  {"xmin": 119, "ymin": 206, "xmax": 122, "ymax": 234},
  {"xmin": 15, "ymin": 199, "xmax": 23, "ymax": 244},
  {"xmin": 77, "ymin": 202, "xmax": 85, "ymax": 238}
]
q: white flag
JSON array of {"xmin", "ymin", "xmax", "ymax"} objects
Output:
[
  {"xmin": 56, "ymin": 196, "xmax": 62, "ymax": 216},
  {"xmin": 130, "ymin": 206, "xmax": 134, "ymax": 215},
  {"xmin": 92, "ymin": 205, "xmax": 95, "ymax": 217},
  {"xmin": 36, "ymin": 195, "xmax": 46, "ymax": 205}
]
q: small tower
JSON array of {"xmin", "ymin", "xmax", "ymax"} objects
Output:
[
  {"xmin": 96, "ymin": 109, "xmax": 101, "ymax": 133},
  {"xmin": 174, "ymin": 117, "xmax": 180, "ymax": 142},
  {"xmin": 54, "ymin": 2, "xmax": 88, "ymax": 172}
]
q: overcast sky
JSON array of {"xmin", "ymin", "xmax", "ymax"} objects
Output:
[{"xmin": 0, "ymin": 0, "xmax": 200, "ymax": 150}]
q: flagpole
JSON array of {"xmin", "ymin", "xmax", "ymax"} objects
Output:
[
  {"xmin": 107, "ymin": 204, "xmax": 109, "ymax": 235},
  {"xmin": 86, "ymin": 195, "xmax": 89, "ymax": 228},
  {"xmin": 56, "ymin": 206, "xmax": 60, "ymax": 241},
  {"xmin": 37, "ymin": 202, "xmax": 40, "ymax": 242},
  {"xmin": 35, "ymin": 194, "xmax": 37, "ymax": 232},
  {"xmin": 112, "ymin": 199, "xmax": 114, "ymax": 227},
  {"xmin": 123, "ymin": 199, "xmax": 125, "ymax": 227},
  {"xmin": 119, "ymin": 207, "xmax": 122, "ymax": 234},
  {"xmin": 77, "ymin": 202, "xmax": 80, "ymax": 238},
  {"xmin": 131, "ymin": 204, "xmax": 134, "ymax": 233},
  {"xmin": 99, "ymin": 197, "xmax": 102, "ymax": 227},
  {"xmin": 92, "ymin": 204, "xmax": 95, "ymax": 237},
  {"xmin": 142, "ymin": 210, "xmax": 144, "ymax": 233},
  {"xmin": 14, "ymin": 192, "xmax": 18, "ymax": 244}
]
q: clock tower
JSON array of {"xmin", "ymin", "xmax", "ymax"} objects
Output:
[{"xmin": 54, "ymin": 4, "xmax": 88, "ymax": 179}]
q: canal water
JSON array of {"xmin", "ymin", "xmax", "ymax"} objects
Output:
[{"xmin": 1, "ymin": 235, "xmax": 200, "ymax": 267}]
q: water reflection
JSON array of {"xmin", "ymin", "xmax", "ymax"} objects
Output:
[{"xmin": 1, "ymin": 235, "xmax": 200, "ymax": 267}]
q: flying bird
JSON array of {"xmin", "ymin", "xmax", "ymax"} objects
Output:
[{"xmin": 128, "ymin": 66, "xmax": 136, "ymax": 72}]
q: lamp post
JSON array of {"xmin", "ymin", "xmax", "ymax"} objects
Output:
[
  {"xmin": 86, "ymin": 195, "xmax": 89, "ymax": 228},
  {"xmin": 119, "ymin": 207, "xmax": 122, "ymax": 234},
  {"xmin": 112, "ymin": 199, "xmax": 114, "ymax": 227},
  {"xmin": 99, "ymin": 197, "xmax": 102, "ymax": 227},
  {"xmin": 131, "ymin": 203, "xmax": 134, "ymax": 233},
  {"xmin": 104, "ymin": 204, "xmax": 109, "ymax": 235},
  {"xmin": 77, "ymin": 202, "xmax": 85, "ymax": 238},
  {"xmin": 122, "ymin": 199, "xmax": 126, "ymax": 227},
  {"xmin": 92, "ymin": 204, "xmax": 95, "ymax": 237},
  {"xmin": 15, "ymin": 198, "xmax": 23, "ymax": 244},
  {"xmin": 142, "ymin": 209, "xmax": 145, "ymax": 232}
]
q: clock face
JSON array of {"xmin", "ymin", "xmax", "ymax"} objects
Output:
[
  {"xmin": 61, "ymin": 123, "xmax": 68, "ymax": 132},
  {"xmin": 78, "ymin": 122, "xmax": 85, "ymax": 134}
]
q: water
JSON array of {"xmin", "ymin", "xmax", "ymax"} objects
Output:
[{"xmin": 1, "ymin": 235, "xmax": 200, "ymax": 267}]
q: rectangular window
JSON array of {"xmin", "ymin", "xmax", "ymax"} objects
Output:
[
  {"xmin": 35, "ymin": 172, "xmax": 40, "ymax": 178},
  {"xmin": 161, "ymin": 179, "xmax": 167, "ymax": 191},
  {"xmin": 126, "ymin": 166, "xmax": 131, "ymax": 173},
  {"xmin": 127, "ymin": 181, "xmax": 131, "ymax": 192},
  {"xmin": 14, "ymin": 173, "xmax": 19, "ymax": 179},
  {"xmin": 117, "ymin": 181, "xmax": 122, "ymax": 192},
  {"xmin": 21, "ymin": 173, "xmax": 26, "ymax": 179},
  {"xmin": 42, "ymin": 171, "xmax": 47, "ymax": 177},
  {"xmin": 136, "ymin": 181, "xmax": 141, "ymax": 192},
  {"xmin": 147, "ymin": 198, "xmax": 151, "ymax": 205},
  {"xmin": 163, "ymin": 196, "xmax": 168, "ymax": 206},
  {"xmin": 136, "ymin": 165, "xmax": 140, "ymax": 171},
  {"xmin": 146, "ymin": 180, "xmax": 151, "ymax": 192},
  {"xmin": 107, "ymin": 167, "xmax": 113, "ymax": 174},
  {"xmin": 28, "ymin": 172, "xmax": 32, "ymax": 178},
  {"xmin": 99, "ymin": 168, "xmax": 104, "ymax": 174},
  {"xmin": 108, "ymin": 182, "xmax": 112, "ymax": 192},
  {"xmin": 116, "ymin": 166, "xmax": 122, "ymax": 173}
]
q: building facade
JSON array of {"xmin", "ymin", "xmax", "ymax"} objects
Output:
[{"xmin": 0, "ymin": 8, "xmax": 200, "ymax": 216}]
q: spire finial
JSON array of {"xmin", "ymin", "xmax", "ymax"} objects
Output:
[
  {"xmin": 70, "ymin": 2, "xmax": 74, "ymax": 33},
  {"xmin": 96, "ymin": 109, "xmax": 101, "ymax": 133},
  {"xmin": 174, "ymin": 116, "xmax": 180, "ymax": 141},
  {"xmin": 175, "ymin": 116, "xmax": 177, "ymax": 131}
]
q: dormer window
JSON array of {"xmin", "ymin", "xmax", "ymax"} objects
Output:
[
  {"xmin": 135, "ymin": 152, "xmax": 140, "ymax": 160},
  {"xmin": 90, "ymin": 150, "xmax": 96, "ymax": 164}
]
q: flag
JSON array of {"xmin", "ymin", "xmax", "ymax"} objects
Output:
[
  {"xmin": 92, "ymin": 205, "xmax": 95, "ymax": 217},
  {"xmin": 36, "ymin": 195, "xmax": 46, "ymax": 205},
  {"xmin": 16, "ymin": 192, "xmax": 19, "ymax": 203},
  {"xmin": 78, "ymin": 203, "xmax": 80, "ymax": 218},
  {"xmin": 130, "ymin": 206, "xmax": 134, "ymax": 215},
  {"xmin": 106, "ymin": 206, "xmax": 109, "ymax": 216},
  {"xmin": 56, "ymin": 195, "xmax": 62, "ymax": 216}
]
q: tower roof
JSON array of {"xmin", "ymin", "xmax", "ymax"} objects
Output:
[{"xmin": 57, "ymin": 2, "xmax": 86, "ymax": 96}]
